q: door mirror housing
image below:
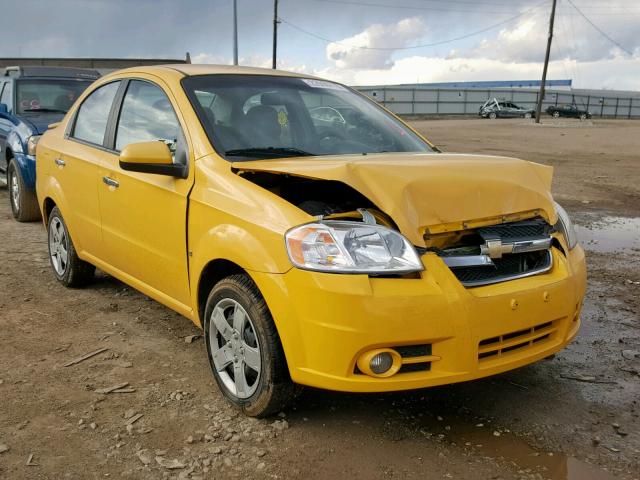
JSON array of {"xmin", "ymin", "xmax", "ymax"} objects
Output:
[
  {"xmin": 0, "ymin": 103, "xmax": 8, "ymax": 114},
  {"xmin": 119, "ymin": 141, "xmax": 187, "ymax": 178}
]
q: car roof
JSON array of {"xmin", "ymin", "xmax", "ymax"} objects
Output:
[
  {"xmin": 3, "ymin": 66, "xmax": 100, "ymax": 80},
  {"xmin": 112, "ymin": 63, "xmax": 320, "ymax": 80}
]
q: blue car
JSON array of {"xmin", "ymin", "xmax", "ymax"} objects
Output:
[{"xmin": 0, "ymin": 66, "xmax": 99, "ymax": 221}]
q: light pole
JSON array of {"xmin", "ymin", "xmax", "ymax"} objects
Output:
[
  {"xmin": 272, "ymin": 0, "xmax": 279, "ymax": 69},
  {"xmin": 233, "ymin": 0, "xmax": 238, "ymax": 65},
  {"xmin": 535, "ymin": 0, "xmax": 557, "ymax": 123}
]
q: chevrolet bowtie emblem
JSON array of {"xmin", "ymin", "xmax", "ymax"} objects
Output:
[
  {"xmin": 480, "ymin": 238, "xmax": 552, "ymax": 259},
  {"xmin": 481, "ymin": 239, "xmax": 513, "ymax": 259}
]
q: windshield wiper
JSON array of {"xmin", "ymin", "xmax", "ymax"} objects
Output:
[
  {"xmin": 22, "ymin": 108, "xmax": 67, "ymax": 113},
  {"xmin": 225, "ymin": 147, "xmax": 315, "ymax": 159}
]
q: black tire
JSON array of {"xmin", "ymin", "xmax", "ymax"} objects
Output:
[
  {"xmin": 47, "ymin": 206, "xmax": 95, "ymax": 287},
  {"xmin": 8, "ymin": 159, "xmax": 40, "ymax": 222},
  {"xmin": 203, "ymin": 274, "xmax": 298, "ymax": 417}
]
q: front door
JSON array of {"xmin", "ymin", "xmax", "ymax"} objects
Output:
[{"xmin": 97, "ymin": 78, "xmax": 194, "ymax": 310}]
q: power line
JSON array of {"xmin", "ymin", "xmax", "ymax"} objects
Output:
[
  {"xmin": 566, "ymin": 0, "xmax": 634, "ymax": 55},
  {"xmin": 280, "ymin": 0, "xmax": 548, "ymax": 51},
  {"xmin": 311, "ymin": 0, "xmax": 528, "ymax": 15}
]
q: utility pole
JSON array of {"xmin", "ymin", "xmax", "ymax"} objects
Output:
[
  {"xmin": 535, "ymin": 0, "xmax": 557, "ymax": 124},
  {"xmin": 233, "ymin": 0, "xmax": 238, "ymax": 65},
  {"xmin": 272, "ymin": 0, "xmax": 279, "ymax": 69}
]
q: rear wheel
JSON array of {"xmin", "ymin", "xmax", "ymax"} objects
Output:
[
  {"xmin": 8, "ymin": 159, "xmax": 40, "ymax": 222},
  {"xmin": 204, "ymin": 274, "xmax": 298, "ymax": 417},
  {"xmin": 47, "ymin": 206, "xmax": 95, "ymax": 287},
  {"xmin": 524, "ymin": 112, "xmax": 532, "ymax": 119},
  {"xmin": 579, "ymin": 113, "xmax": 587, "ymax": 120}
]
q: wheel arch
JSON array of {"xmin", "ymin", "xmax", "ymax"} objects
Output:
[{"xmin": 196, "ymin": 259, "xmax": 246, "ymax": 328}]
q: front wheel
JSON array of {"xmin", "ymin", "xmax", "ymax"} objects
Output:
[
  {"xmin": 580, "ymin": 113, "xmax": 587, "ymax": 120},
  {"xmin": 552, "ymin": 111, "xmax": 560, "ymax": 118},
  {"xmin": 8, "ymin": 160, "xmax": 40, "ymax": 222},
  {"xmin": 47, "ymin": 206, "xmax": 95, "ymax": 287},
  {"xmin": 489, "ymin": 112, "xmax": 497, "ymax": 120},
  {"xmin": 204, "ymin": 274, "xmax": 298, "ymax": 417},
  {"xmin": 524, "ymin": 112, "xmax": 532, "ymax": 119}
]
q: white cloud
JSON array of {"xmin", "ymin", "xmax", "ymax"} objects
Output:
[
  {"xmin": 317, "ymin": 55, "xmax": 640, "ymax": 91},
  {"xmin": 326, "ymin": 17, "xmax": 426, "ymax": 69}
]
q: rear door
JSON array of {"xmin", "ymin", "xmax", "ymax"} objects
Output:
[
  {"xmin": 97, "ymin": 77, "xmax": 194, "ymax": 310},
  {"xmin": 55, "ymin": 80, "xmax": 121, "ymax": 257}
]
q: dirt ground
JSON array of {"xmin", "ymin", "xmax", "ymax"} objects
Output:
[{"xmin": 0, "ymin": 118, "xmax": 639, "ymax": 480}]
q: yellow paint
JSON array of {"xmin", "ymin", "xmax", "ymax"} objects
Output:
[
  {"xmin": 120, "ymin": 141, "xmax": 173, "ymax": 165},
  {"xmin": 36, "ymin": 64, "xmax": 587, "ymax": 394}
]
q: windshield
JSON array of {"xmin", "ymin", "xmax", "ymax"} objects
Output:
[
  {"xmin": 182, "ymin": 75, "xmax": 433, "ymax": 160},
  {"xmin": 16, "ymin": 79, "xmax": 94, "ymax": 114}
]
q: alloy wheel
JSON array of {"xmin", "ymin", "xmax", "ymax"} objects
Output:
[
  {"xmin": 10, "ymin": 170, "xmax": 19, "ymax": 211},
  {"xmin": 209, "ymin": 298, "xmax": 261, "ymax": 399},
  {"xmin": 49, "ymin": 217, "xmax": 69, "ymax": 276}
]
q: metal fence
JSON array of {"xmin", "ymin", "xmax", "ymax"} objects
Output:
[{"xmin": 356, "ymin": 86, "xmax": 640, "ymax": 119}]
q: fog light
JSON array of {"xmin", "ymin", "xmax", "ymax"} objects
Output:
[
  {"xmin": 370, "ymin": 352, "xmax": 393, "ymax": 374},
  {"xmin": 357, "ymin": 348, "xmax": 401, "ymax": 378}
]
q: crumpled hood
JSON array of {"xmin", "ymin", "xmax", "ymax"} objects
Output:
[{"xmin": 235, "ymin": 153, "xmax": 556, "ymax": 247}]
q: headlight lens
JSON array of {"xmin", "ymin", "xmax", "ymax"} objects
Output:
[
  {"xmin": 554, "ymin": 202, "xmax": 578, "ymax": 250},
  {"xmin": 27, "ymin": 135, "xmax": 41, "ymax": 156},
  {"xmin": 285, "ymin": 221, "xmax": 424, "ymax": 274}
]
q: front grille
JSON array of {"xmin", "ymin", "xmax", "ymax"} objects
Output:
[
  {"xmin": 478, "ymin": 320, "xmax": 558, "ymax": 361},
  {"xmin": 451, "ymin": 250, "xmax": 552, "ymax": 287},
  {"xmin": 436, "ymin": 217, "xmax": 555, "ymax": 287},
  {"xmin": 477, "ymin": 218, "xmax": 551, "ymax": 241}
]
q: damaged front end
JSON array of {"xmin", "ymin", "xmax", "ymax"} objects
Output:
[{"xmin": 234, "ymin": 153, "xmax": 570, "ymax": 288}]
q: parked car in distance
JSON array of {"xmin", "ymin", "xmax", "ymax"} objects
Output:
[
  {"xmin": 479, "ymin": 98, "xmax": 535, "ymax": 119},
  {"xmin": 36, "ymin": 65, "xmax": 586, "ymax": 417},
  {"xmin": 0, "ymin": 66, "xmax": 99, "ymax": 221},
  {"xmin": 546, "ymin": 104, "xmax": 592, "ymax": 120}
]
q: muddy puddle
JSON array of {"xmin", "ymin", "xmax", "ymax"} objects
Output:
[
  {"xmin": 423, "ymin": 417, "xmax": 618, "ymax": 480},
  {"xmin": 574, "ymin": 216, "xmax": 640, "ymax": 253}
]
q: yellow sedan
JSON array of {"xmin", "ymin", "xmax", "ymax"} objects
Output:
[{"xmin": 35, "ymin": 65, "xmax": 586, "ymax": 416}]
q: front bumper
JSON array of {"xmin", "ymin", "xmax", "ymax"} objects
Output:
[{"xmin": 251, "ymin": 245, "xmax": 586, "ymax": 393}]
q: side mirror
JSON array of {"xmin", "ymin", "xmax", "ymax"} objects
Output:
[
  {"xmin": 119, "ymin": 141, "xmax": 187, "ymax": 178},
  {"xmin": 0, "ymin": 103, "xmax": 8, "ymax": 115}
]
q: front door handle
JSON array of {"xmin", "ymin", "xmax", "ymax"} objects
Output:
[
  {"xmin": 102, "ymin": 176, "xmax": 119, "ymax": 188},
  {"xmin": 54, "ymin": 158, "xmax": 66, "ymax": 167}
]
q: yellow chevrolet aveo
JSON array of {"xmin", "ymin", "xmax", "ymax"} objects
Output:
[{"xmin": 36, "ymin": 65, "xmax": 586, "ymax": 416}]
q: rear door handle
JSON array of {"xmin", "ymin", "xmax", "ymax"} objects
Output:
[
  {"xmin": 54, "ymin": 158, "xmax": 66, "ymax": 167},
  {"xmin": 102, "ymin": 176, "xmax": 119, "ymax": 188}
]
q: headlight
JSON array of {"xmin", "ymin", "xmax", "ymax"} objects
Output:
[
  {"xmin": 554, "ymin": 202, "xmax": 578, "ymax": 250},
  {"xmin": 285, "ymin": 221, "xmax": 424, "ymax": 274},
  {"xmin": 27, "ymin": 135, "xmax": 41, "ymax": 156}
]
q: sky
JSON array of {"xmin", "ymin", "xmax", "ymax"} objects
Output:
[{"xmin": 2, "ymin": 0, "xmax": 639, "ymax": 90}]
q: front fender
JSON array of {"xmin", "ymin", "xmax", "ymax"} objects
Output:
[{"xmin": 11, "ymin": 152, "xmax": 36, "ymax": 189}]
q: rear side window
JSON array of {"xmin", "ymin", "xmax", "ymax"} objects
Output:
[
  {"xmin": 73, "ymin": 81, "xmax": 120, "ymax": 146},
  {"xmin": 115, "ymin": 80, "xmax": 180, "ymax": 152}
]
